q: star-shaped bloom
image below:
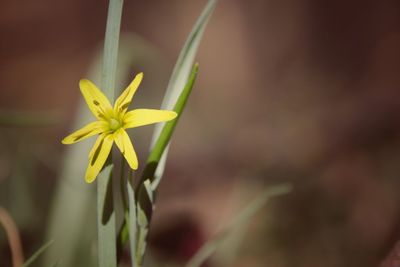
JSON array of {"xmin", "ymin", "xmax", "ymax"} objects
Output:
[{"xmin": 62, "ymin": 73, "xmax": 177, "ymax": 183}]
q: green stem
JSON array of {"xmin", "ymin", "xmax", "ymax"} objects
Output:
[
  {"xmin": 117, "ymin": 64, "xmax": 199, "ymax": 254},
  {"xmin": 101, "ymin": 0, "xmax": 124, "ymax": 102},
  {"xmin": 120, "ymin": 157, "xmax": 127, "ymax": 210},
  {"xmin": 97, "ymin": 1, "xmax": 124, "ymax": 267}
]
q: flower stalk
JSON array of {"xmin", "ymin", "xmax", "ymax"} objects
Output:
[{"xmin": 97, "ymin": 1, "xmax": 123, "ymax": 266}]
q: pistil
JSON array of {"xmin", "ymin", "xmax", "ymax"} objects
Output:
[{"xmin": 109, "ymin": 118, "xmax": 121, "ymax": 131}]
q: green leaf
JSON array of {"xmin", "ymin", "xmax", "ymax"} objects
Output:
[
  {"xmin": 121, "ymin": 65, "xmax": 198, "ymax": 254},
  {"xmin": 127, "ymin": 182, "xmax": 137, "ymax": 266},
  {"xmin": 149, "ymin": 0, "xmax": 217, "ymax": 187},
  {"xmin": 43, "ymin": 108, "xmax": 97, "ymax": 267},
  {"xmin": 139, "ymin": 63, "xmax": 199, "ymax": 189},
  {"xmin": 184, "ymin": 184, "xmax": 293, "ymax": 267},
  {"xmin": 135, "ymin": 202, "xmax": 149, "ymax": 267},
  {"xmin": 97, "ymin": 164, "xmax": 116, "ymax": 267},
  {"xmin": 101, "ymin": 0, "xmax": 124, "ymax": 102},
  {"xmin": 97, "ymin": 1, "xmax": 124, "ymax": 267},
  {"xmin": 22, "ymin": 240, "xmax": 53, "ymax": 267},
  {"xmin": 119, "ymin": 0, "xmax": 216, "ymax": 259}
]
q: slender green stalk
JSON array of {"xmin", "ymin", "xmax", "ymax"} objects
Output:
[
  {"xmin": 97, "ymin": 1, "xmax": 124, "ymax": 267},
  {"xmin": 120, "ymin": 157, "xmax": 127, "ymax": 210},
  {"xmin": 22, "ymin": 240, "xmax": 54, "ymax": 267},
  {"xmin": 185, "ymin": 184, "xmax": 293, "ymax": 267},
  {"xmin": 149, "ymin": 0, "xmax": 217, "ymax": 184},
  {"xmin": 127, "ymin": 183, "xmax": 137, "ymax": 266},
  {"xmin": 101, "ymin": 0, "xmax": 124, "ymax": 102},
  {"xmin": 117, "ymin": 64, "xmax": 199, "ymax": 251},
  {"xmin": 119, "ymin": 0, "xmax": 216, "ymax": 264},
  {"xmin": 141, "ymin": 63, "xmax": 198, "ymax": 186},
  {"xmin": 96, "ymin": 165, "xmax": 115, "ymax": 267}
]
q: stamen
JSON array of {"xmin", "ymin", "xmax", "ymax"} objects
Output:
[
  {"xmin": 119, "ymin": 91, "xmax": 129, "ymax": 106},
  {"xmin": 120, "ymin": 102, "xmax": 130, "ymax": 111},
  {"xmin": 98, "ymin": 113, "xmax": 107, "ymax": 120},
  {"xmin": 98, "ymin": 105, "xmax": 106, "ymax": 115}
]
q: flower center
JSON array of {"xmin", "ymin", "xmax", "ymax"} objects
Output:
[{"xmin": 109, "ymin": 118, "xmax": 121, "ymax": 131}]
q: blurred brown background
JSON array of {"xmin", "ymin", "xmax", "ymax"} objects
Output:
[{"xmin": 1, "ymin": 0, "xmax": 400, "ymax": 266}]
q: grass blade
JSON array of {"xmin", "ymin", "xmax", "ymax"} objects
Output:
[
  {"xmin": 127, "ymin": 182, "xmax": 137, "ymax": 266},
  {"xmin": 150, "ymin": 0, "xmax": 217, "ymax": 183},
  {"xmin": 97, "ymin": 164, "xmax": 116, "ymax": 267},
  {"xmin": 97, "ymin": 1, "xmax": 124, "ymax": 267},
  {"xmin": 154, "ymin": 0, "xmax": 216, "ymax": 111},
  {"xmin": 118, "ymin": 64, "xmax": 198, "ymax": 253},
  {"xmin": 140, "ymin": 63, "xmax": 199, "ymax": 189},
  {"xmin": 101, "ymin": 0, "xmax": 124, "ymax": 102},
  {"xmin": 135, "ymin": 199, "xmax": 149, "ymax": 267},
  {"xmin": 22, "ymin": 240, "xmax": 53, "ymax": 267},
  {"xmin": 120, "ymin": 0, "xmax": 217, "ymax": 260},
  {"xmin": 185, "ymin": 184, "xmax": 293, "ymax": 267},
  {"xmin": 129, "ymin": 74, "xmax": 199, "ymax": 263},
  {"xmin": 43, "ymin": 108, "xmax": 98, "ymax": 267}
]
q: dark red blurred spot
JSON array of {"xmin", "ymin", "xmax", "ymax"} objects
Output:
[{"xmin": 149, "ymin": 214, "xmax": 210, "ymax": 267}]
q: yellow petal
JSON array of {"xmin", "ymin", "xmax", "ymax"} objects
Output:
[
  {"xmin": 62, "ymin": 121, "xmax": 107, "ymax": 144},
  {"xmin": 88, "ymin": 133, "xmax": 107, "ymax": 159},
  {"xmin": 114, "ymin": 129, "xmax": 138, "ymax": 170},
  {"xmin": 79, "ymin": 79, "xmax": 113, "ymax": 120},
  {"xmin": 114, "ymin": 73, "xmax": 143, "ymax": 115},
  {"xmin": 123, "ymin": 109, "xmax": 177, "ymax": 129},
  {"xmin": 85, "ymin": 134, "xmax": 113, "ymax": 183}
]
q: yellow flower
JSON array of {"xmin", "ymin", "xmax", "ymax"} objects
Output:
[{"xmin": 62, "ymin": 73, "xmax": 177, "ymax": 183}]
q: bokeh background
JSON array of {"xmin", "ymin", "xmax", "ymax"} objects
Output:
[{"xmin": 1, "ymin": 0, "xmax": 400, "ymax": 266}]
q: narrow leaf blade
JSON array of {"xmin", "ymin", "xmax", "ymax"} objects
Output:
[
  {"xmin": 150, "ymin": 0, "xmax": 217, "ymax": 182},
  {"xmin": 138, "ymin": 63, "xmax": 199, "ymax": 189},
  {"xmin": 115, "ymin": 58, "xmax": 199, "ymax": 257},
  {"xmin": 151, "ymin": 63, "xmax": 198, "ymax": 163},
  {"xmin": 97, "ymin": 164, "xmax": 116, "ymax": 267},
  {"xmin": 127, "ymin": 182, "xmax": 137, "ymax": 266},
  {"xmin": 185, "ymin": 184, "xmax": 293, "ymax": 267},
  {"xmin": 97, "ymin": 0, "xmax": 124, "ymax": 266},
  {"xmin": 22, "ymin": 240, "xmax": 54, "ymax": 267}
]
